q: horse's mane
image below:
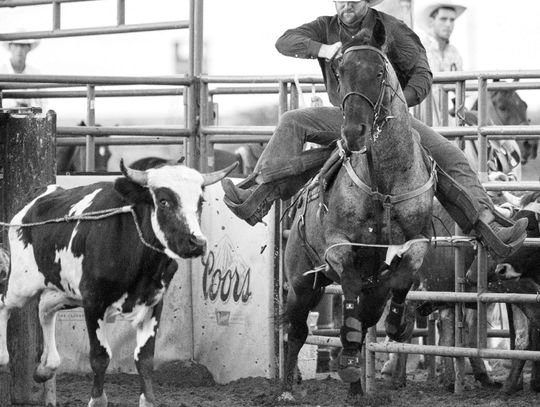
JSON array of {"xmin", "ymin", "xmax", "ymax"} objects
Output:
[{"xmin": 341, "ymin": 18, "xmax": 387, "ymax": 54}]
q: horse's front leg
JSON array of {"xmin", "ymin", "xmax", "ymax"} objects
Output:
[
  {"xmin": 325, "ymin": 239, "xmax": 366, "ymax": 394},
  {"xmin": 385, "ymin": 240, "xmax": 429, "ymax": 342},
  {"xmin": 337, "ymin": 268, "xmax": 365, "ymax": 389}
]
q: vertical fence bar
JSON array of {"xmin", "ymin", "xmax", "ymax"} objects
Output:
[
  {"xmin": 290, "ymin": 81, "xmax": 299, "ymax": 110},
  {"xmin": 365, "ymin": 326, "xmax": 377, "ymax": 394},
  {"xmin": 279, "ymin": 81, "xmax": 288, "ymax": 116},
  {"xmin": 424, "ymin": 91, "xmax": 433, "ymax": 127},
  {"xmin": 85, "ymin": 84, "xmax": 96, "ymax": 172},
  {"xmin": 117, "ymin": 0, "xmax": 125, "ymax": 26},
  {"xmin": 52, "ymin": 1, "xmax": 61, "ymax": 30},
  {"xmin": 200, "ymin": 80, "xmax": 210, "ymax": 172},
  {"xmin": 441, "ymin": 89, "xmax": 449, "ymax": 127},
  {"xmin": 453, "ymin": 79, "xmax": 466, "ymax": 394},
  {"xmin": 476, "ymin": 76, "xmax": 489, "ymax": 350},
  {"xmin": 187, "ymin": 0, "xmax": 202, "ymax": 170}
]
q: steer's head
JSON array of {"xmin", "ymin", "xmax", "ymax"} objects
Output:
[{"xmin": 115, "ymin": 159, "xmax": 237, "ymax": 259}]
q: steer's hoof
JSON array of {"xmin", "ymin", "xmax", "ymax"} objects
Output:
[
  {"xmin": 88, "ymin": 393, "xmax": 108, "ymax": 407},
  {"xmin": 33, "ymin": 365, "xmax": 55, "ymax": 383}
]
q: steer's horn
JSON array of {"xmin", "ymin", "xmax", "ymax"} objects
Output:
[
  {"xmin": 120, "ymin": 159, "xmax": 148, "ymax": 186},
  {"xmin": 202, "ymin": 162, "xmax": 239, "ymax": 187}
]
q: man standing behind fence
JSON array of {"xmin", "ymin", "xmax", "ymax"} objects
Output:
[
  {"xmin": 416, "ymin": 1, "xmax": 466, "ymax": 126},
  {"xmin": 0, "ymin": 31, "xmax": 45, "ymax": 110}
]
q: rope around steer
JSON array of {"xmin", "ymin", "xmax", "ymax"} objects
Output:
[{"xmin": 0, "ymin": 206, "xmax": 165, "ymax": 254}]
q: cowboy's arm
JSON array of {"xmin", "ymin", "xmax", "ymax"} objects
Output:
[
  {"xmin": 276, "ymin": 16, "xmax": 340, "ymax": 60},
  {"xmin": 387, "ymin": 22, "xmax": 433, "ymax": 107}
]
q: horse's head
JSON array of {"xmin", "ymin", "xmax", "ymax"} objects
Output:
[
  {"xmin": 337, "ymin": 19, "xmax": 394, "ymax": 153},
  {"xmin": 484, "ymin": 81, "xmax": 537, "ymax": 164}
]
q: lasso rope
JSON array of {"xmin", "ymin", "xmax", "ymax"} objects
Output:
[
  {"xmin": 303, "ymin": 236, "xmax": 478, "ymax": 276},
  {"xmin": 0, "ymin": 205, "xmax": 165, "ymax": 254}
]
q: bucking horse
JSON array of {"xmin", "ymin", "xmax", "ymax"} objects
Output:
[{"xmin": 278, "ymin": 21, "xmax": 436, "ymax": 402}]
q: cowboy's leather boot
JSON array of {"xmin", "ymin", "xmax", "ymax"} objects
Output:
[
  {"xmin": 435, "ymin": 168, "xmax": 527, "ymax": 260},
  {"xmin": 221, "ymin": 178, "xmax": 282, "ymax": 226}
]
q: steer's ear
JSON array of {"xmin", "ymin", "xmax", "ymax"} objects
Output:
[{"xmin": 114, "ymin": 177, "xmax": 153, "ymax": 205}]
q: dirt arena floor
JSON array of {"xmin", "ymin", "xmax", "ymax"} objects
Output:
[{"xmin": 53, "ymin": 359, "xmax": 540, "ymax": 407}]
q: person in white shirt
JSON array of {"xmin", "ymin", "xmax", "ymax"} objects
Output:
[
  {"xmin": 416, "ymin": 1, "xmax": 466, "ymax": 126},
  {"xmin": 0, "ymin": 36, "xmax": 45, "ymax": 110}
]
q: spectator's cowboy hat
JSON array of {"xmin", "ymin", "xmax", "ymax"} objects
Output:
[
  {"xmin": 416, "ymin": 0, "xmax": 467, "ymax": 31},
  {"xmin": 332, "ymin": 0, "xmax": 385, "ymax": 6},
  {"xmin": 3, "ymin": 28, "xmax": 40, "ymax": 51},
  {"xmin": 417, "ymin": 1, "xmax": 466, "ymax": 32}
]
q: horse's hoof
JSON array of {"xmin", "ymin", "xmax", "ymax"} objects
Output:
[
  {"xmin": 88, "ymin": 393, "xmax": 108, "ymax": 407},
  {"xmin": 139, "ymin": 393, "xmax": 155, "ymax": 407},
  {"xmin": 501, "ymin": 382, "xmax": 523, "ymax": 395},
  {"xmin": 277, "ymin": 391, "xmax": 295, "ymax": 402},
  {"xmin": 531, "ymin": 379, "xmax": 540, "ymax": 393},
  {"xmin": 385, "ymin": 320, "xmax": 414, "ymax": 342},
  {"xmin": 338, "ymin": 366, "xmax": 362, "ymax": 383},
  {"xmin": 479, "ymin": 379, "xmax": 502, "ymax": 389},
  {"xmin": 345, "ymin": 390, "xmax": 363, "ymax": 404},
  {"xmin": 33, "ymin": 365, "xmax": 55, "ymax": 383}
]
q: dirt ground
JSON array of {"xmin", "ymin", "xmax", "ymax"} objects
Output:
[{"xmin": 49, "ymin": 358, "xmax": 540, "ymax": 407}]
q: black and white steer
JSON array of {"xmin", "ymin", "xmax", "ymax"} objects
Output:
[{"xmin": 0, "ymin": 159, "xmax": 236, "ymax": 407}]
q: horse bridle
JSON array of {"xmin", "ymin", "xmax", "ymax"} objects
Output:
[{"xmin": 337, "ymin": 45, "xmax": 403, "ymax": 149}]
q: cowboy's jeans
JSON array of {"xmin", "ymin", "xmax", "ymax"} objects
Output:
[{"xmin": 252, "ymin": 106, "xmax": 493, "ymax": 231}]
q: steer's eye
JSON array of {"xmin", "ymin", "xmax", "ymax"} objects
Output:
[{"xmin": 159, "ymin": 199, "xmax": 170, "ymax": 208}]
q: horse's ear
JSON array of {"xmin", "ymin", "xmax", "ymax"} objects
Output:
[{"xmin": 371, "ymin": 18, "xmax": 386, "ymax": 48}]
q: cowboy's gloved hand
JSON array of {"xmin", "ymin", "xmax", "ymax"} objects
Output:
[{"xmin": 319, "ymin": 42, "xmax": 342, "ymax": 60}]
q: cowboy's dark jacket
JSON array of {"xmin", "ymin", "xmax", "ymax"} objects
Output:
[{"xmin": 275, "ymin": 8, "xmax": 432, "ymax": 108}]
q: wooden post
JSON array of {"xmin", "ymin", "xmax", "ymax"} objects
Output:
[{"xmin": 0, "ymin": 110, "xmax": 57, "ymax": 406}]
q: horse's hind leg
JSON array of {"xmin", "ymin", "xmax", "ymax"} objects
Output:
[{"xmin": 279, "ymin": 279, "xmax": 324, "ymax": 401}]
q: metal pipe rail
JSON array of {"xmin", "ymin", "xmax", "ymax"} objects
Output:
[
  {"xmin": 369, "ymin": 343, "xmax": 540, "ymax": 361},
  {"xmin": 209, "ymin": 84, "xmax": 327, "ymax": 96},
  {"xmin": 0, "ymin": 0, "xmax": 96, "ymax": 6},
  {"xmin": 0, "ymin": 74, "xmax": 192, "ymax": 87},
  {"xmin": 440, "ymin": 81, "xmax": 540, "ymax": 92},
  {"xmin": 313, "ymin": 328, "xmax": 509, "ymax": 338},
  {"xmin": 201, "ymin": 75, "xmax": 324, "ymax": 84},
  {"xmin": 58, "ymin": 136, "xmax": 184, "ymax": 146},
  {"xmin": 303, "ymin": 338, "xmax": 540, "ymax": 362},
  {"xmin": 0, "ymin": 22, "xmax": 190, "ymax": 41},
  {"xmin": 323, "ymin": 285, "xmax": 540, "ymax": 304},
  {"xmin": 57, "ymin": 126, "xmax": 190, "ymax": 137},
  {"xmin": 2, "ymin": 88, "xmax": 184, "ymax": 99}
]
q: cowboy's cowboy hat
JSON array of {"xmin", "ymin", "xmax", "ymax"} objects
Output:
[
  {"xmin": 332, "ymin": 0, "xmax": 385, "ymax": 7},
  {"xmin": 416, "ymin": 1, "xmax": 467, "ymax": 32},
  {"xmin": 3, "ymin": 28, "xmax": 40, "ymax": 51}
]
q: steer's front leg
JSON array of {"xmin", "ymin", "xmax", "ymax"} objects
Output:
[
  {"xmin": 85, "ymin": 305, "xmax": 111, "ymax": 407},
  {"xmin": 134, "ymin": 301, "xmax": 163, "ymax": 407}
]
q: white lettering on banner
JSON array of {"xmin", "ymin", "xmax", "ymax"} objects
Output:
[{"xmin": 201, "ymin": 236, "xmax": 252, "ymax": 304}]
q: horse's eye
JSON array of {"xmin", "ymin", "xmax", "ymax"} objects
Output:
[
  {"xmin": 159, "ymin": 199, "xmax": 170, "ymax": 208},
  {"xmin": 377, "ymin": 70, "xmax": 384, "ymax": 78}
]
